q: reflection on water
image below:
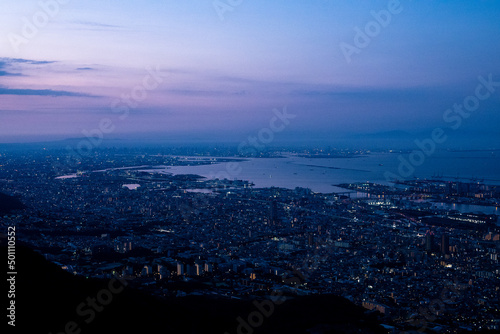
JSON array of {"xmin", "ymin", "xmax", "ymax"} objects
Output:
[
  {"xmin": 431, "ymin": 202, "xmax": 499, "ymax": 216},
  {"xmin": 184, "ymin": 189, "xmax": 213, "ymax": 194},
  {"xmin": 146, "ymin": 152, "xmax": 500, "ymax": 194},
  {"xmin": 55, "ymin": 174, "xmax": 78, "ymax": 179},
  {"xmin": 122, "ymin": 184, "xmax": 141, "ymax": 190}
]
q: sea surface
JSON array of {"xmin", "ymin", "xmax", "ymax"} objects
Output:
[
  {"xmin": 56, "ymin": 151, "xmax": 499, "ymax": 216},
  {"xmin": 137, "ymin": 151, "xmax": 500, "ymax": 217},
  {"xmin": 142, "ymin": 151, "xmax": 500, "ymax": 193},
  {"xmin": 431, "ymin": 202, "xmax": 499, "ymax": 216}
]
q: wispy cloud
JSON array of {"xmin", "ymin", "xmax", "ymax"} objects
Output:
[
  {"xmin": 0, "ymin": 87, "xmax": 98, "ymax": 97},
  {"xmin": 0, "ymin": 58, "xmax": 107, "ymax": 78},
  {"xmin": 0, "ymin": 71, "xmax": 22, "ymax": 77},
  {"xmin": 168, "ymin": 89, "xmax": 246, "ymax": 97},
  {"xmin": 0, "ymin": 58, "xmax": 56, "ymax": 76},
  {"xmin": 0, "ymin": 58, "xmax": 55, "ymax": 66},
  {"xmin": 289, "ymin": 86, "xmax": 449, "ymax": 98},
  {"xmin": 64, "ymin": 20, "xmax": 124, "ymax": 32},
  {"xmin": 73, "ymin": 20, "xmax": 121, "ymax": 28}
]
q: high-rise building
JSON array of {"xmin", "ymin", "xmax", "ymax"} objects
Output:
[
  {"xmin": 142, "ymin": 265, "xmax": 152, "ymax": 276},
  {"xmin": 441, "ymin": 234, "xmax": 449, "ymax": 254},
  {"xmin": 269, "ymin": 200, "xmax": 278, "ymax": 224},
  {"xmin": 457, "ymin": 182, "xmax": 470, "ymax": 196},
  {"xmin": 177, "ymin": 262, "xmax": 184, "ymax": 276},
  {"xmin": 194, "ymin": 263, "xmax": 202, "ymax": 276},
  {"xmin": 446, "ymin": 182, "xmax": 453, "ymax": 195},
  {"xmin": 425, "ymin": 230, "xmax": 435, "ymax": 253},
  {"xmin": 308, "ymin": 233, "xmax": 314, "ymax": 247},
  {"xmin": 115, "ymin": 240, "xmax": 132, "ymax": 254}
]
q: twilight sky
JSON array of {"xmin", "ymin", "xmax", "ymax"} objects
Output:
[{"xmin": 0, "ymin": 0, "xmax": 499, "ymax": 147}]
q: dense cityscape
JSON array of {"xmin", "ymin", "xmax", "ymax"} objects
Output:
[
  {"xmin": 1, "ymin": 147, "xmax": 499, "ymax": 333},
  {"xmin": 2, "ymin": 1, "xmax": 500, "ymax": 333}
]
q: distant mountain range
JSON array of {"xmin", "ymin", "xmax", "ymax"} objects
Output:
[{"xmin": 0, "ymin": 128, "xmax": 498, "ymax": 151}]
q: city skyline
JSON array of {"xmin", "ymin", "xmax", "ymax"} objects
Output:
[
  {"xmin": 2, "ymin": 147, "xmax": 499, "ymax": 333},
  {"xmin": 1, "ymin": 0, "xmax": 500, "ymax": 147},
  {"xmin": 2, "ymin": 3, "xmax": 500, "ymax": 332}
]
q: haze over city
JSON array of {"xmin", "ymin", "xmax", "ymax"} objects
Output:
[{"xmin": 2, "ymin": 2, "xmax": 500, "ymax": 334}]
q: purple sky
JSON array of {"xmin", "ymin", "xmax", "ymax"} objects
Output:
[{"xmin": 1, "ymin": 0, "xmax": 499, "ymax": 147}]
